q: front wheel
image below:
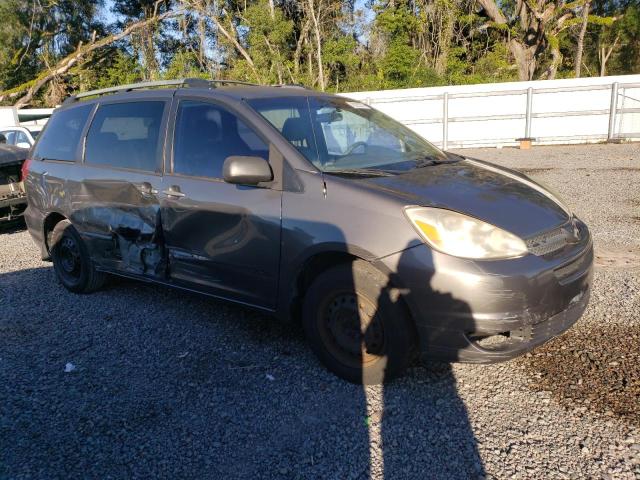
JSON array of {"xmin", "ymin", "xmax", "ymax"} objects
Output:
[
  {"xmin": 302, "ymin": 260, "xmax": 415, "ymax": 384},
  {"xmin": 50, "ymin": 220, "xmax": 106, "ymax": 293}
]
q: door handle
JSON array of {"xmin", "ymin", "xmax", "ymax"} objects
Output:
[
  {"xmin": 135, "ymin": 182, "xmax": 158, "ymax": 195},
  {"xmin": 162, "ymin": 186, "xmax": 185, "ymax": 198}
]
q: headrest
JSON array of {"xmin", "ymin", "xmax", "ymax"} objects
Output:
[
  {"xmin": 282, "ymin": 117, "xmax": 310, "ymax": 143},
  {"xmin": 193, "ymin": 107, "xmax": 220, "ymax": 139}
]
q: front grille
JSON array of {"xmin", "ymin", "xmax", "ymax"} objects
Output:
[{"xmin": 526, "ymin": 220, "xmax": 579, "ymax": 256}]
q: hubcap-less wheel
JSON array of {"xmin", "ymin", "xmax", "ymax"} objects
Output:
[
  {"xmin": 58, "ymin": 235, "xmax": 82, "ymax": 281},
  {"xmin": 319, "ymin": 292, "xmax": 386, "ymax": 369},
  {"xmin": 50, "ymin": 219, "xmax": 107, "ymax": 294}
]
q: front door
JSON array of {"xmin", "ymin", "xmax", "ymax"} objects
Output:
[{"xmin": 160, "ymin": 97, "xmax": 282, "ymax": 309}]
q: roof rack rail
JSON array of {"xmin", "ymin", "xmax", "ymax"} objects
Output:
[
  {"xmin": 62, "ymin": 78, "xmax": 263, "ymax": 105},
  {"xmin": 274, "ymin": 83, "xmax": 307, "ymax": 89}
]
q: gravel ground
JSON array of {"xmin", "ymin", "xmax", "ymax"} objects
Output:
[{"xmin": 1, "ymin": 143, "xmax": 639, "ymax": 479}]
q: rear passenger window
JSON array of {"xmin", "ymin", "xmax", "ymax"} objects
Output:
[
  {"xmin": 173, "ymin": 100, "xmax": 269, "ymax": 179},
  {"xmin": 33, "ymin": 105, "xmax": 92, "ymax": 161},
  {"xmin": 85, "ymin": 102, "xmax": 165, "ymax": 172}
]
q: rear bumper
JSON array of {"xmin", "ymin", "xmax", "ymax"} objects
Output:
[{"xmin": 377, "ymin": 220, "xmax": 593, "ymax": 363}]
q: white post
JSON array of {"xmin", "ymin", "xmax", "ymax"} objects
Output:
[
  {"xmin": 442, "ymin": 92, "xmax": 449, "ymax": 150},
  {"xmin": 608, "ymin": 82, "xmax": 619, "ymax": 141},
  {"xmin": 525, "ymin": 87, "xmax": 533, "ymax": 139}
]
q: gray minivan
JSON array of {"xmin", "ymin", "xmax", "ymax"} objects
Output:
[{"xmin": 24, "ymin": 79, "xmax": 593, "ymax": 384}]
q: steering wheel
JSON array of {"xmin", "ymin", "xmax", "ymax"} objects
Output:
[{"xmin": 343, "ymin": 141, "xmax": 368, "ymax": 155}]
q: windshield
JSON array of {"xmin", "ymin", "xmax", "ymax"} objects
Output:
[{"xmin": 246, "ymin": 96, "xmax": 449, "ymax": 173}]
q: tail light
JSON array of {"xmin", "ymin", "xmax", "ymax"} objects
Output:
[{"xmin": 21, "ymin": 158, "xmax": 32, "ymax": 181}]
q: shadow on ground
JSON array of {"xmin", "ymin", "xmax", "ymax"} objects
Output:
[
  {"xmin": 0, "ymin": 265, "xmax": 484, "ymax": 479},
  {"xmin": 0, "ymin": 217, "xmax": 26, "ymax": 234}
]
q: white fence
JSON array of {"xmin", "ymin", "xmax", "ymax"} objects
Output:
[{"xmin": 343, "ymin": 74, "xmax": 640, "ymax": 149}]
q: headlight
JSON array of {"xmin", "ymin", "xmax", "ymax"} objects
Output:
[{"xmin": 404, "ymin": 207, "xmax": 528, "ymax": 259}]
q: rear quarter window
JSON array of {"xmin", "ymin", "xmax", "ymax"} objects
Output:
[
  {"xmin": 84, "ymin": 101, "xmax": 165, "ymax": 172},
  {"xmin": 33, "ymin": 105, "xmax": 93, "ymax": 161}
]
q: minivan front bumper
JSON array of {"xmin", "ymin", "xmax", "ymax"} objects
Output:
[{"xmin": 377, "ymin": 220, "xmax": 593, "ymax": 363}]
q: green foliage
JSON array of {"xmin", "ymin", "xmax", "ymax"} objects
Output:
[
  {"xmin": 163, "ymin": 51, "xmax": 208, "ymax": 80},
  {"xmin": 226, "ymin": 0, "xmax": 295, "ymax": 84},
  {"xmin": 1, "ymin": 0, "xmax": 639, "ymax": 106},
  {"xmin": 96, "ymin": 50, "xmax": 145, "ymax": 88},
  {"xmin": 445, "ymin": 43, "xmax": 517, "ymax": 85}
]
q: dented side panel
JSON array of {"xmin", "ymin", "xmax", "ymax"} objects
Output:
[
  {"xmin": 71, "ymin": 172, "xmax": 166, "ymax": 278},
  {"xmin": 159, "ymin": 176, "xmax": 282, "ymax": 309}
]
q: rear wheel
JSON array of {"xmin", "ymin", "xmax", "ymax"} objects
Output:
[
  {"xmin": 50, "ymin": 220, "xmax": 106, "ymax": 293},
  {"xmin": 302, "ymin": 260, "xmax": 415, "ymax": 384}
]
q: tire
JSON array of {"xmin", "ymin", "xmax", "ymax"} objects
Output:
[
  {"xmin": 50, "ymin": 220, "xmax": 106, "ymax": 293},
  {"xmin": 302, "ymin": 260, "xmax": 415, "ymax": 385}
]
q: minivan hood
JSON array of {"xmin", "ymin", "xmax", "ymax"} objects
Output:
[{"xmin": 360, "ymin": 159, "xmax": 570, "ymax": 238}]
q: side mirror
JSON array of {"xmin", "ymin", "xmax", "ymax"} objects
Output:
[
  {"xmin": 16, "ymin": 142, "xmax": 31, "ymax": 149},
  {"xmin": 223, "ymin": 155, "xmax": 273, "ymax": 185}
]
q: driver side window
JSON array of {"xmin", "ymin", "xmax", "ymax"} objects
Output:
[{"xmin": 173, "ymin": 100, "xmax": 269, "ymax": 179}]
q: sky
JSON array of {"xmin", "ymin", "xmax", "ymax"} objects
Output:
[{"xmin": 98, "ymin": 0, "xmax": 374, "ymax": 26}]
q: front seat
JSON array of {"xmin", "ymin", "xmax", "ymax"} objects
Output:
[{"xmin": 281, "ymin": 117, "xmax": 316, "ymax": 162}]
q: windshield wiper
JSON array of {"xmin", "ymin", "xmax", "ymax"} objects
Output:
[
  {"xmin": 414, "ymin": 156, "xmax": 459, "ymax": 168},
  {"xmin": 323, "ymin": 168, "xmax": 396, "ymax": 177}
]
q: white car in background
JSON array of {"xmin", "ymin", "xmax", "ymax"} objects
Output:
[{"xmin": 0, "ymin": 125, "xmax": 43, "ymax": 148}]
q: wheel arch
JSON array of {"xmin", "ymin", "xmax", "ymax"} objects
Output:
[
  {"xmin": 281, "ymin": 244, "xmax": 419, "ymax": 342},
  {"xmin": 283, "ymin": 250, "xmax": 355, "ymax": 321},
  {"xmin": 43, "ymin": 211, "xmax": 68, "ymax": 257}
]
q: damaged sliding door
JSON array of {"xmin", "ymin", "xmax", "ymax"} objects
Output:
[{"xmin": 74, "ymin": 100, "xmax": 169, "ymax": 278}]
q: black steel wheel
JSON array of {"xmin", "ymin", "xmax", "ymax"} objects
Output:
[
  {"xmin": 318, "ymin": 291, "xmax": 386, "ymax": 370},
  {"xmin": 57, "ymin": 235, "xmax": 83, "ymax": 283},
  {"xmin": 50, "ymin": 220, "xmax": 106, "ymax": 293},
  {"xmin": 303, "ymin": 260, "xmax": 415, "ymax": 384}
]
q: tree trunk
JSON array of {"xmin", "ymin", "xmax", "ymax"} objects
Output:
[
  {"xmin": 540, "ymin": 43, "xmax": 562, "ymax": 79},
  {"xmin": 141, "ymin": 5, "xmax": 160, "ymax": 80},
  {"xmin": 198, "ymin": 14, "xmax": 207, "ymax": 69},
  {"xmin": 307, "ymin": 0, "xmax": 325, "ymax": 91},
  {"xmin": 210, "ymin": 14, "xmax": 260, "ymax": 80},
  {"xmin": 509, "ymin": 39, "xmax": 536, "ymax": 80},
  {"xmin": 599, "ymin": 35, "xmax": 619, "ymax": 76},
  {"xmin": 434, "ymin": 6, "xmax": 455, "ymax": 76},
  {"xmin": 293, "ymin": 18, "xmax": 311, "ymax": 77},
  {"xmin": 575, "ymin": 1, "xmax": 590, "ymax": 78}
]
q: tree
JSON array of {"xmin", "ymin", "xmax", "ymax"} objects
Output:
[
  {"xmin": 476, "ymin": 0, "xmax": 597, "ymax": 80},
  {"xmin": 575, "ymin": 0, "xmax": 592, "ymax": 76},
  {"xmin": 112, "ymin": 0, "xmax": 175, "ymax": 80},
  {"xmin": 0, "ymin": 4, "xmax": 182, "ymax": 107},
  {"xmin": 0, "ymin": 0, "xmax": 106, "ymax": 102},
  {"xmin": 1, "ymin": 0, "xmax": 639, "ymax": 108}
]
